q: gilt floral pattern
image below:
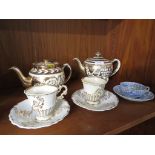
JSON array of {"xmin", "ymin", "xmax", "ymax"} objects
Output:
[
  {"xmin": 9, "ymin": 99, "xmax": 70, "ymax": 129},
  {"xmin": 43, "ymin": 75, "xmax": 65, "ymax": 86},
  {"xmin": 32, "ymin": 96, "xmax": 44, "ymax": 110},
  {"xmin": 85, "ymin": 65, "xmax": 113, "ymax": 79},
  {"xmin": 81, "ymin": 88, "xmax": 104, "ymax": 102},
  {"xmin": 13, "ymin": 107, "xmax": 33, "ymax": 118}
]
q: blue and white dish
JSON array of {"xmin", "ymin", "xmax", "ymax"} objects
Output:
[
  {"xmin": 113, "ymin": 85, "xmax": 154, "ymax": 102},
  {"xmin": 120, "ymin": 82, "xmax": 150, "ymax": 98}
]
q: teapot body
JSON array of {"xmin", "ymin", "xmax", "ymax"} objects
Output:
[
  {"xmin": 74, "ymin": 52, "xmax": 121, "ymax": 79},
  {"xmin": 29, "ymin": 71, "xmax": 65, "ymax": 87},
  {"xmin": 29, "ymin": 61, "xmax": 72, "ymax": 87},
  {"xmin": 10, "ymin": 60, "xmax": 72, "ymax": 88},
  {"xmin": 85, "ymin": 61, "xmax": 114, "ymax": 79}
]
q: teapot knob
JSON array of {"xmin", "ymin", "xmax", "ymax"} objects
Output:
[{"xmin": 96, "ymin": 51, "xmax": 102, "ymax": 57}]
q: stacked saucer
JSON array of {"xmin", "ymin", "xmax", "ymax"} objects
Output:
[{"xmin": 113, "ymin": 82, "xmax": 154, "ymax": 102}]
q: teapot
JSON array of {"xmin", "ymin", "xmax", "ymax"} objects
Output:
[
  {"xmin": 10, "ymin": 60, "xmax": 72, "ymax": 88},
  {"xmin": 73, "ymin": 51, "xmax": 121, "ymax": 79}
]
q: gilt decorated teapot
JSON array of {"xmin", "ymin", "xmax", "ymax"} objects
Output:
[
  {"xmin": 73, "ymin": 51, "xmax": 121, "ymax": 79},
  {"xmin": 10, "ymin": 60, "xmax": 72, "ymax": 88}
]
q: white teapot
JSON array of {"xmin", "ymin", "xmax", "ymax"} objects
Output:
[{"xmin": 74, "ymin": 51, "xmax": 121, "ymax": 79}]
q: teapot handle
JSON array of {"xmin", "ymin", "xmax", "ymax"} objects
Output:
[
  {"xmin": 57, "ymin": 85, "xmax": 68, "ymax": 100},
  {"xmin": 111, "ymin": 59, "xmax": 121, "ymax": 76},
  {"xmin": 63, "ymin": 63, "xmax": 72, "ymax": 84}
]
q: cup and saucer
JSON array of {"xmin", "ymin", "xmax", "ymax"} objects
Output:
[
  {"xmin": 72, "ymin": 77, "xmax": 119, "ymax": 111},
  {"xmin": 113, "ymin": 82, "xmax": 154, "ymax": 102},
  {"xmin": 9, "ymin": 85, "xmax": 70, "ymax": 129}
]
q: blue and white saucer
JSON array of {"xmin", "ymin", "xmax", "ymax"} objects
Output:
[{"xmin": 113, "ymin": 85, "xmax": 154, "ymax": 102}]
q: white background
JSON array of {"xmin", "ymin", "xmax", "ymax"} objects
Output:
[{"xmin": 0, "ymin": 0, "xmax": 155, "ymax": 19}]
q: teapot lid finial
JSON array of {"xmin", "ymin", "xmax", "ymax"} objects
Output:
[
  {"xmin": 85, "ymin": 51, "xmax": 109, "ymax": 64},
  {"xmin": 96, "ymin": 51, "xmax": 102, "ymax": 57}
]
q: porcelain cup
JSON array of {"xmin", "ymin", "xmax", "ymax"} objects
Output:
[
  {"xmin": 120, "ymin": 82, "xmax": 150, "ymax": 97},
  {"xmin": 81, "ymin": 76, "xmax": 108, "ymax": 104},
  {"xmin": 24, "ymin": 84, "xmax": 67, "ymax": 121}
]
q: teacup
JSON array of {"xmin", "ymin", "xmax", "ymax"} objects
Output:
[
  {"xmin": 24, "ymin": 84, "xmax": 67, "ymax": 121},
  {"xmin": 120, "ymin": 82, "xmax": 150, "ymax": 97},
  {"xmin": 81, "ymin": 76, "xmax": 108, "ymax": 104}
]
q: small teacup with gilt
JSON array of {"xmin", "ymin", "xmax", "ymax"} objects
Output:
[
  {"xmin": 24, "ymin": 84, "xmax": 67, "ymax": 121},
  {"xmin": 81, "ymin": 76, "xmax": 108, "ymax": 104}
]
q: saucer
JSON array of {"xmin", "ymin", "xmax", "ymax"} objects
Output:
[
  {"xmin": 71, "ymin": 89, "xmax": 119, "ymax": 111},
  {"xmin": 9, "ymin": 99, "xmax": 70, "ymax": 129},
  {"xmin": 113, "ymin": 85, "xmax": 155, "ymax": 102}
]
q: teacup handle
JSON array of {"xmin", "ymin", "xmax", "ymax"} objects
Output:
[
  {"xmin": 111, "ymin": 59, "xmax": 121, "ymax": 76},
  {"xmin": 63, "ymin": 63, "xmax": 72, "ymax": 84},
  {"xmin": 146, "ymin": 86, "xmax": 150, "ymax": 91},
  {"xmin": 57, "ymin": 85, "xmax": 68, "ymax": 100}
]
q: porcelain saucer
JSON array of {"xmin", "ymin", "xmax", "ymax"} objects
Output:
[
  {"xmin": 9, "ymin": 99, "xmax": 70, "ymax": 129},
  {"xmin": 113, "ymin": 85, "xmax": 155, "ymax": 102},
  {"xmin": 71, "ymin": 89, "xmax": 119, "ymax": 111}
]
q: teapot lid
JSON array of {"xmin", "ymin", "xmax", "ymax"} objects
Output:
[
  {"xmin": 84, "ymin": 52, "xmax": 110, "ymax": 64},
  {"xmin": 29, "ymin": 59, "xmax": 62, "ymax": 75}
]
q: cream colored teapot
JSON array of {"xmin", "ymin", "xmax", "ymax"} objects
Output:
[
  {"xmin": 73, "ymin": 51, "xmax": 121, "ymax": 79},
  {"xmin": 10, "ymin": 60, "xmax": 72, "ymax": 88}
]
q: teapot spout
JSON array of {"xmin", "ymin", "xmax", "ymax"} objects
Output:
[
  {"xmin": 9, "ymin": 66, "xmax": 32, "ymax": 88},
  {"xmin": 73, "ymin": 58, "xmax": 85, "ymax": 75}
]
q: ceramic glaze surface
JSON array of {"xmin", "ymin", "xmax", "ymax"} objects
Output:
[
  {"xmin": 82, "ymin": 77, "xmax": 108, "ymax": 94},
  {"xmin": 81, "ymin": 77, "xmax": 108, "ymax": 104},
  {"xmin": 81, "ymin": 89, "xmax": 104, "ymax": 104},
  {"xmin": 30, "ymin": 72, "xmax": 65, "ymax": 87},
  {"xmin": 30, "ymin": 61, "xmax": 72, "ymax": 86},
  {"xmin": 24, "ymin": 85, "xmax": 67, "ymax": 120}
]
